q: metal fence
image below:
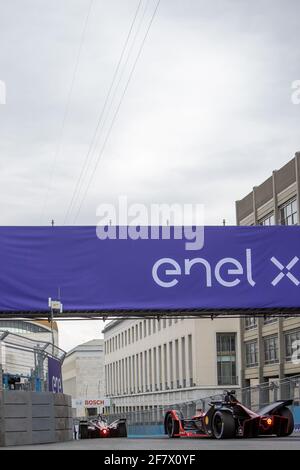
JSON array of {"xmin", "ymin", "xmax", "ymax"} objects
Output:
[
  {"xmin": 106, "ymin": 375, "xmax": 300, "ymax": 426},
  {"xmin": 0, "ymin": 330, "xmax": 66, "ymax": 392}
]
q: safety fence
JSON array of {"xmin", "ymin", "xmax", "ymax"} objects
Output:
[
  {"xmin": 0, "ymin": 330, "xmax": 66, "ymax": 392},
  {"xmin": 106, "ymin": 375, "xmax": 300, "ymax": 432}
]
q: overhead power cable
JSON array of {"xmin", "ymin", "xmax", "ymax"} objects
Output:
[
  {"xmin": 40, "ymin": 0, "xmax": 94, "ymax": 224},
  {"xmin": 73, "ymin": 0, "xmax": 161, "ymax": 224},
  {"xmin": 63, "ymin": 0, "xmax": 144, "ymax": 225}
]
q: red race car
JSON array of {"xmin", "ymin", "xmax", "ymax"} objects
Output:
[{"xmin": 165, "ymin": 390, "xmax": 294, "ymax": 439}]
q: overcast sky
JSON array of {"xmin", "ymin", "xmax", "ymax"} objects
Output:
[{"xmin": 0, "ymin": 0, "xmax": 300, "ymax": 350}]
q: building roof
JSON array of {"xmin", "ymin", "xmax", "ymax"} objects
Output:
[
  {"xmin": 0, "ymin": 318, "xmax": 58, "ymax": 332},
  {"xmin": 102, "ymin": 319, "xmax": 125, "ymax": 334},
  {"xmin": 66, "ymin": 338, "xmax": 104, "ymax": 357},
  {"xmin": 235, "ymin": 152, "xmax": 300, "ymax": 222}
]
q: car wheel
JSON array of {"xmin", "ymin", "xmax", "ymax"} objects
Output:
[
  {"xmin": 79, "ymin": 424, "xmax": 88, "ymax": 440},
  {"xmin": 212, "ymin": 411, "xmax": 236, "ymax": 439},
  {"xmin": 166, "ymin": 414, "xmax": 180, "ymax": 438},
  {"xmin": 117, "ymin": 422, "xmax": 128, "ymax": 438},
  {"xmin": 276, "ymin": 407, "xmax": 294, "ymax": 437}
]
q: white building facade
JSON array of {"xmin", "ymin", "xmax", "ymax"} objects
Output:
[
  {"xmin": 0, "ymin": 319, "xmax": 59, "ymax": 347},
  {"xmin": 104, "ymin": 317, "xmax": 241, "ymax": 413},
  {"xmin": 62, "ymin": 339, "xmax": 107, "ymax": 417}
]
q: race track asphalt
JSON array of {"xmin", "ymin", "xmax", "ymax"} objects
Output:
[{"xmin": 1, "ymin": 434, "xmax": 299, "ymax": 450}]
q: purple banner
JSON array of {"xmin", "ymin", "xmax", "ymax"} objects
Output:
[
  {"xmin": 0, "ymin": 226, "xmax": 299, "ymax": 312},
  {"xmin": 48, "ymin": 357, "xmax": 63, "ymax": 393}
]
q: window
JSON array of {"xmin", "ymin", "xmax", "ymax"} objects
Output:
[
  {"xmin": 245, "ymin": 341, "xmax": 258, "ymax": 367},
  {"xmin": 144, "ymin": 320, "xmax": 147, "ymax": 337},
  {"xmin": 153, "ymin": 347, "xmax": 157, "ymax": 391},
  {"xmin": 164, "ymin": 343, "xmax": 168, "ymax": 389},
  {"xmin": 139, "ymin": 322, "xmax": 142, "ymax": 340},
  {"xmin": 259, "ymin": 213, "xmax": 275, "ymax": 226},
  {"xmin": 285, "ymin": 329, "xmax": 300, "ymax": 362},
  {"xmin": 169, "ymin": 342, "xmax": 174, "ymax": 389},
  {"xmin": 263, "ymin": 316, "xmax": 277, "ymax": 325},
  {"xmin": 135, "ymin": 325, "xmax": 138, "ymax": 342},
  {"xmin": 188, "ymin": 334, "xmax": 193, "ymax": 387},
  {"xmin": 181, "ymin": 337, "xmax": 186, "ymax": 388},
  {"xmin": 158, "ymin": 346, "xmax": 162, "ymax": 390},
  {"xmin": 245, "ymin": 317, "xmax": 257, "ymax": 330},
  {"xmin": 175, "ymin": 340, "xmax": 179, "ymax": 388},
  {"xmin": 264, "ymin": 335, "xmax": 279, "ymax": 364},
  {"xmin": 280, "ymin": 198, "xmax": 298, "ymax": 225},
  {"xmin": 216, "ymin": 333, "xmax": 237, "ymax": 385}
]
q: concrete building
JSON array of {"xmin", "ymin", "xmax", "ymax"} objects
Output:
[
  {"xmin": 103, "ymin": 317, "xmax": 241, "ymax": 412},
  {"xmin": 236, "ymin": 152, "xmax": 300, "ymax": 388},
  {"xmin": 62, "ymin": 339, "xmax": 106, "ymax": 417},
  {"xmin": 0, "ymin": 319, "xmax": 59, "ymax": 347}
]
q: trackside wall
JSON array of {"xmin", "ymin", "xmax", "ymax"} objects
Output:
[{"xmin": 0, "ymin": 391, "xmax": 73, "ymax": 446}]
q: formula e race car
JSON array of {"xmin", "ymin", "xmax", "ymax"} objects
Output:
[
  {"xmin": 165, "ymin": 390, "xmax": 294, "ymax": 439},
  {"xmin": 79, "ymin": 415, "xmax": 127, "ymax": 439}
]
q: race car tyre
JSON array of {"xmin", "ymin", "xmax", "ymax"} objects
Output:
[
  {"xmin": 212, "ymin": 411, "xmax": 236, "ymax": 439},
  {"xmin": 166, "ymin": 414, "xmax": 180, "ymax": 438},
  {"xmin": 79, "ymin": 424, "xmax": 89, "ymax": 440},
  {"xmin": 276, "ymin": 407, "xmax": 294, "ymax": 437},
  {"xmin": 117, "ymin": 422, "xmax": 128, "ymax": 438}
]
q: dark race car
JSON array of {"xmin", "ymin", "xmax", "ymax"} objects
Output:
[
  {"xmin": 165, "ymin": 390, "xmax": 294, "ymax": 439},
  {"xmin": 79, "ymin": 415, "xmax": 127, "ymax": 439}
]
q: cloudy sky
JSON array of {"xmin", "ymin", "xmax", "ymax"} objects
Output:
[{"xmin": 0, "ymin": 0, "xmax": 300, "ymax": 350}]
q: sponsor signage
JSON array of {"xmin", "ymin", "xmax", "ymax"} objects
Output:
[
  {"xmin": 0, "ymin": 226, "xmax": 299, "ymax": 312},
  {"xmin": 72, "ymin": 398, "xmax": 110, "ymax": 408},
  {"xmin": 48, "ymin": 357, "xmax": 63, "ymax": 393},
  {"xmin": 84, "ymin": 398, "xmax": 111, "ymax": 408}
]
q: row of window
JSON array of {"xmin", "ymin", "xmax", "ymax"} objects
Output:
[
  {"xmin": 105, "ymin": 318, "xmax": 181, "ymax": 355},
  {"xmin": 245, "ymin": 330, "xmax": 300, "ymax": 367},
  {"xmin": 258, "ymin": 197, "xmax": 298, "ymax": 226},
  {"xmin": 245, "ymin": 316, "xmax": 278, "ymax": 330},
  {"xmin": 105, "ymin": 333, "xmax": 238, "ymax": 396},
  {"xmin": 0, "ymin": 320, "xmax": 47, "ymax": 334},
  {"xmin": 105, "ymin": 335, "xmax": 193, "ymax": 396}
]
